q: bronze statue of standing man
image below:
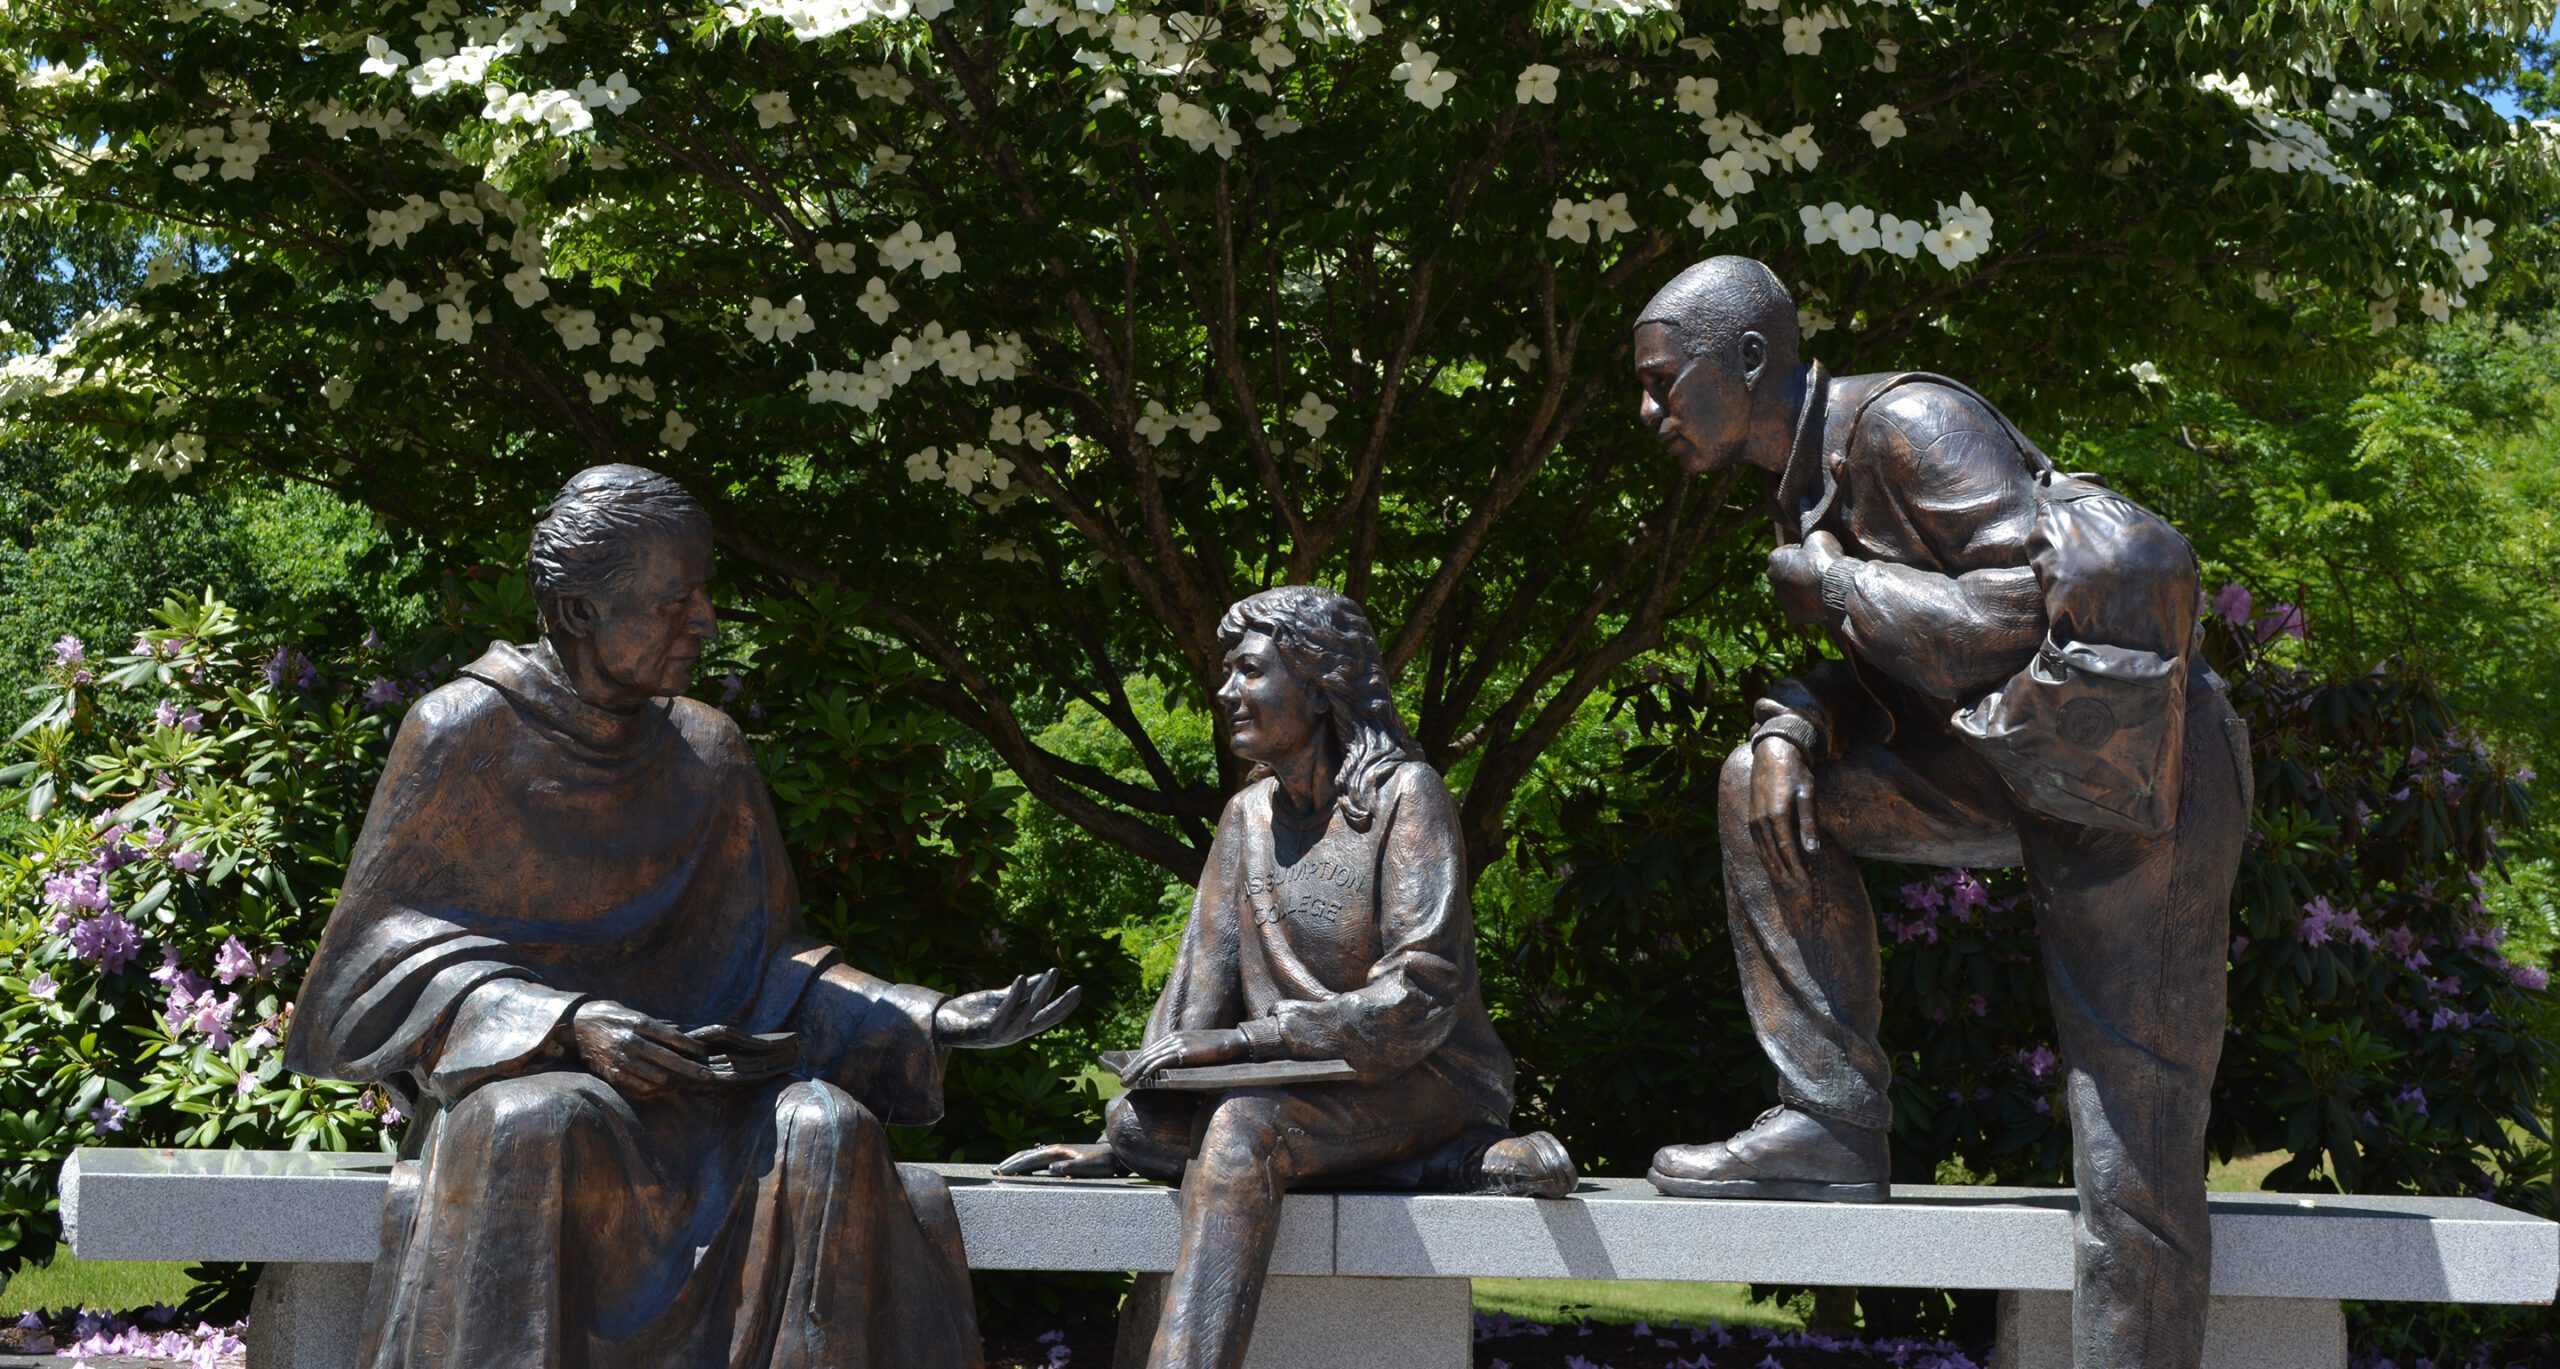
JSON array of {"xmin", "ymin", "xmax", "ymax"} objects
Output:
[{"xmin": 1631, "ymin": 257, "xmax": 2250, "ymax": 1369}]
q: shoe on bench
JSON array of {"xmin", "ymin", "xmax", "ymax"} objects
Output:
[{"xmin": 1646, "ymin": 1105, "xmax": 1887, "ymax": 1202}]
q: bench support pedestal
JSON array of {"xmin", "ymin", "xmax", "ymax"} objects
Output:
[
  {"xmin": 1994, "ymin": 1290, "xmax": 2345, "ymax": 1369},
  {"xmin": 245, "ymin": 1262, "xmax": 371, "ymax": 1369},
  {"xmin": 1114, "ymin": 1273, "xmax": 1473, "ymax": 1369}
]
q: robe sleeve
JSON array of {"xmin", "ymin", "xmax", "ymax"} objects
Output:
[
  {"xmin": 792, "ymin": 955, "xmax": 951, "ymax": 1126},
  {"xmin": 284, "ymin": 689, "xmax": 589, "ymax": 1107},
  {"xmin": 1256, "ymin": 768, "xmax": 1472, "ymax": 1083},
  {"xmin": 1139, "ymin": 799, "xmax": 1249, "ymax": 1039}
]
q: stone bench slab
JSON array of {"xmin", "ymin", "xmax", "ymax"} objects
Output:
[
  {"xmin": 60, "ymin": 1150, "xmax": 1335, "ymax": 1275},
  {"xmin": 63, "ymin": 1150, "xmax": 2559, "ymax": 1304},
  {"xmin": 1334, "ymin": 1179, "xmax": 2560, "ymax": 1302}
]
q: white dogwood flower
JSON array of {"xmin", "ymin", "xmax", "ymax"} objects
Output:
[
  {"xmin": 502, "ymin": 265, "xmax": 550, "ymax": 308},
  {"xmin": 1859, "ymin": 104, "xmax": 1907, "ymax": 147},
  {"xmin": 913, "ymin": 231, "xmax": 962, "ymax": 279},
  {"xmin": 321, "ymin": 376, "xmax": 354, "ymax": 410},
  {"xmin": 552, "ymin": 307, "xmax": 600, "ymax": 349},
  {"xmin": 1701, "ymin": 150, "xmax": 1755, "ymax": 198},
  {"xmin": 371, "ymin": 278, "xmax": 425, "ymax": 322},
  {"xmin": 1688, "ymin": 198, "xmax": 1738, "ymax": 236},
  {"xmin": 1136, "ymin": 400, "xmax": 1177, "ymax": 444},
  {"xmin": 1504, "ymin": 337, "xmax": 1540, "ymax": 371},
  {"xmin": 855, "ymin": 276, "xmax": 900, "ymax": 324},
  {"xmin": 1675, "ymin": 75, "xmax": 1718, "ymax": 119},
  {"xmin": 435, "ymin": 300, "xmax": 475, "ymax": 343},
  {"xmin": 1393, "ymin": 43, "xmax": 1457, "ymax": 108},
  {"xmin": 1776, "ymin": 124, "xmax": 1822, "ymax": 171},
  {"xmin": 1515, "ymin": 63, "xmax": 1559, "ymax": 105},
  {"xmin": 745, "ymin": 295, "xmax": 814, "ymax": 344},
  {"xmin": 360, "ymin": 35, "xmax": 407, "ymax": 79},
  {"xmin": 876, "ymin": 220, "xmax": 927, "ymax": 272},
  {"xmin": 2127, "ymin": 361, "xmax": 2165, "ymax": 386},
  {"xmin": 1288, "ymin": 391, "xmax": 1337, "ymax": 438},
  {"xmin": 751, "ymin": 91, "xmax": 797, "ymax": 128},
  {"xmin": 660, "ymin": 410, "xmax": 696, "ymax": 450},
  {"xmin": 814, "ymin": 241, "xmax": 861, "ymax": 274}
]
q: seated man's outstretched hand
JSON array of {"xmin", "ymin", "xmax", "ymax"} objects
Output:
[
  {"xmin": 995, "ymin": 1140, "xmax": 1123, "ymax": 1178},
  {"xmin": 933, "ymin": 968, "xmax": 1081, "ymax": 1049}
]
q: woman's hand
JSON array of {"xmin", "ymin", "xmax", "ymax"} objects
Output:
[
  {"xmin": 994, "ymin": 1141, "xmax": 1123, "ymax": 1179},
  {"xmin": 569, "ymin": 1000, "xmax": 718, "ymax": 1098},
  {"xmin": 1117, "ymin": 1028, "xmax": 1249, "ymax": 1086}
]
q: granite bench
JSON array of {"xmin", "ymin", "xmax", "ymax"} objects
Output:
[{"xmin": 61, "ymin": 1149, "xmax": 2559, "ymax": 1369}]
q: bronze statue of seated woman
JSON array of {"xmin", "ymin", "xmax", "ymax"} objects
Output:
[{"xmin": 999, "ymin": 584, "xmax": 1574, "ymax": 1369}]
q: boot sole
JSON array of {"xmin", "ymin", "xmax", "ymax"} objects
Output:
[{"xmin": 1644, "ymin": 1168, "xmax": 1888, "ymax": 1203}]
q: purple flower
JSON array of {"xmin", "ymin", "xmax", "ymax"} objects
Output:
[
  {"xmin": 2296, "ymin": 897, "xmax": 2341, "ymax": 947},
  {"xmin": 362, "ymin": 677, "xmax": 405, "ymax": 710},
  {"xmin": 213, "ymin": 936, "xmax": 258, "ymax": 984},
  {"xmin": 264, "ymin": 645, "xmax": 319, "ymax": 692},
  {"xmin": 180, "ymin": 991, "xmax": 240, "ymax": 1049},
  {"xmin": 2211, "ymin": 582, "xmax": 2253, "ymax": 629},
  {"xmin": 2395, "ymin": 1085, "xmax": 2428, "ymax": 1118},
  {"xmin": 89, "ymin": 1097, "xmax": 126, "ymax": 1132},
  {"xmin": 50, "ymin": 634, "xmax": 84, "ymax": 666},
  {"xmin": 150, "ymin": 946, "xmax": 211, "ymax": 1005},
  {"xmin": 2231, "ymin": 935, "xmax": 2250, "ymax": 959},
  {"xmin": 2018, "ymin": 1045, "xmax": 2059, "ymax": 1081},
  {"xmin": 153, "ymin": 699, "xmax": 181, "ymax": 729},
  {"xmin": 169, "ymin": 846, "xmax": 207, "ymax": 873},
  {"xmin": 1944, "ymin": 869, "xmax": 1990, "ymax": 921},
  {"xmin": 1967, "ymin": 993, "xmax": 1990, "ymax": 1018},
  {"xmin": 26, "ymin": 972, "xmax": 57, "ymax": 1002},
  {"xmin": 2510, "ymin": 963, "xmax": 2550, "ymax": 991},
  {"xmin": 2256, "ymin": 602, "xmax": 2307, "ymax": 643},
  {"xmin": 41, "ymin": 865, "xmax": 112, "ymax": 913},
  {"xmin": 67, "ymin": 911, "xmax": 141, "ymax": 973}
]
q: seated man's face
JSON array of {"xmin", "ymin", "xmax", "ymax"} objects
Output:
[{"xmin": 583, "ymin": 531, "xmax": 717, "ymax": 699}]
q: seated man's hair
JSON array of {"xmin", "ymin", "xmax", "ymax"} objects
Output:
[
  {"xmin": 530, "ymin": 464, "xmax": 712, "ymax": 627},
  {"xmin": 1637, "ymin": 256, "xmax": 1801, "ymax": 367}
]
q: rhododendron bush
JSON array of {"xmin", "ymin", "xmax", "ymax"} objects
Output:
[
  {"xmin": 0, "ymin": 596, "xmax": 397, "ymax": 1277},
  {"xmin": 2, "ymin": 0, "xmax": 2555, "ymax": 881}
]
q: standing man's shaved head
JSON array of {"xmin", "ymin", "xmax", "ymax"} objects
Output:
[
  {"xmin": 1632, "ymin": 256, "xmax": 1809, "ymax": 477},
  {"xmin": 1637, "ymin": 256, "xmax": 1800, "ymax": 365}
]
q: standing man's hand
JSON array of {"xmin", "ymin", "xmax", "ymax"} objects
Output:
[
  {"xmin": 1748, "ymin": 735, "xmax": 1822, "ymax": 884},
  {"xmin": 570, "ymin": 1000, "xmax": 719, "ymax": 1098},
  {"xmin": 1767, "ymin": 530, "xmax": 1847, "ymax": 625}
]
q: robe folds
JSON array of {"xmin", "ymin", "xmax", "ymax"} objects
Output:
[{"xmin": 286, "ymin": 641, "xmax": 982, "ymax": 1369}]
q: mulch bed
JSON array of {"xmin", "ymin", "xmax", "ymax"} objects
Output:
[{"xmin": 983, "ymin": 1313, "xmax": 1995, "ymax": 1368}]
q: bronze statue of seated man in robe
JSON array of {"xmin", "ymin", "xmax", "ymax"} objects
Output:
[
  {"xmin": 998, "ymin": 585, "xmax": 1574, "ymax": 1369},
  {"xmin": 286, "ymin": 464, "xmax": 1077, "ymax": 1369}
]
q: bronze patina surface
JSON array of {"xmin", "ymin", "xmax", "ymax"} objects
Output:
[
  {"xmin": 287, "ymin": 464, "xmax": 1075, "ymax": 1369},
  {"xmin": 1631, "ymin": 258, "xmax": 2249, "ymax": 1369},
  {"xmin": 999, "ymin": 586, "xmax": 1574, "ymax": 1369}
]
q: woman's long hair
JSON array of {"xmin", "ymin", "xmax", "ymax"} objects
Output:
[{"xmin": 1216, "ymin": 586, "xmax": 1418, "ymax": 831}]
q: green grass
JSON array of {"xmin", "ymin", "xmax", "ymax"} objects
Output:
[
  {"xmin": 2210, "ymin": 1150, "xmax": 2289, "ymax": 1193},
  {"xmin": 1473, "ymin": 1278, "xmax": 1801, "ymax": 1330},
  {"xmin": 1, "ymin": 1256, "xmax": 195, "ymax": 1314}
]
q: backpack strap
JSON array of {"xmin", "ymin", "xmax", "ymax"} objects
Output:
[{"xmin": 1842, "ymin": 371, "xmax": 2059, "ymax": 477}]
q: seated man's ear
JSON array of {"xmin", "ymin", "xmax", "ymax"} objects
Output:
[{"xmin": 552, "ymin": 594, "xmax": 602, "ymax": 639}]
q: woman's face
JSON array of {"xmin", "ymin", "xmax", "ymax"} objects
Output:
[{"xmin": 1217, "ymin": 629, "xmax": 1325, "ymax": 767}]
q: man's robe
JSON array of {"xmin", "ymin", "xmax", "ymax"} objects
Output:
[{"xmin": 286, "ymin": 641, "xmax": 982, "ymax": 1369}]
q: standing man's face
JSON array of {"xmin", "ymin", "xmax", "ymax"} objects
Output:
[
  {"xmin": 569, "ymin": 531, "xmax": 718, "ymax": 701},
  {"xmin": 1634, "ymin": 321, "xmax": 1752, "ymax": 475}
]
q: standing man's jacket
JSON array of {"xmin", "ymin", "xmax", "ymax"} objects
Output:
[{"xmin": 1754, "ymin": 365, "xmax": 2210, "ymax": 834}]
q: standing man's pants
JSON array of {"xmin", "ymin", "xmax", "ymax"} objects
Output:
[{"xmin": 1719, "ymin": 683, "xmax": 2251, "ymax": 1369}]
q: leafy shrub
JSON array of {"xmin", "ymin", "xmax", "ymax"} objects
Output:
[{"xmin": 0, "ymin": 594, "xmax": 405, "ymax": 1283}]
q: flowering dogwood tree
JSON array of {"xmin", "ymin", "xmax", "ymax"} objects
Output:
[{"xmin": 1, "ymin": 0, "xmax": 2552, "ymax": 876}]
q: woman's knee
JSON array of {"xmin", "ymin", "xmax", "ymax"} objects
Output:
[{"xmin": 1193, "ymin": 1093, "xmax": 1292, "ymax": 1181}]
